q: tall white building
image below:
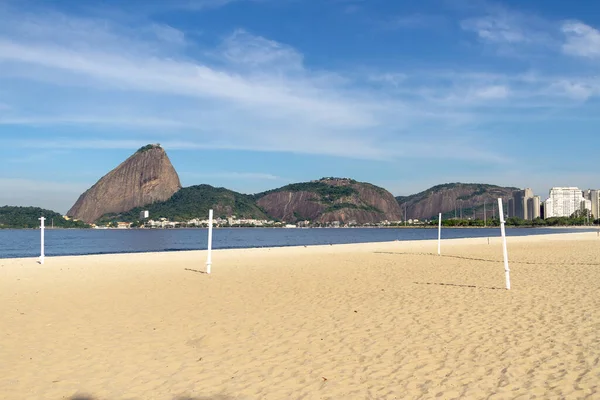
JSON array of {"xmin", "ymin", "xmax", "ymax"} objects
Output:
[
  {"xmin": 527, "ymin": 195, "xmax": 541, "ymax": 220},
  {"xmin": 544, "ymin": 187, "xmax": 587, "ymax": 218},
  {"xmin": 585, "ymin": 190, "xmax": 600, "ymax": 218}
]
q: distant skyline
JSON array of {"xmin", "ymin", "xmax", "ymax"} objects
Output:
[{"xmin": 1, "ymin": 0, "xmax": 600, "ymax": 214}]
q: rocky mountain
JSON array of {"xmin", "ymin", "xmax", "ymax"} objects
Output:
[
  {"xmin": 97, "ymin": 184, "xmax": 267, "ymax": 224},
  {"xmin": 67, "ymin": 144, "xmax": 181, "ymax": 223},
  {"xmin": 396, "ymin": 183, "xmax": 519, "ymax": 220},
  {"xmin": 255, "ymin": 178, "xmax": 403, "ymax": 224}
]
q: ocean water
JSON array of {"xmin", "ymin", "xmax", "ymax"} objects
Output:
[{"xmin": 0, "ymin": 227, "xmax": 595, "ymax": 259}]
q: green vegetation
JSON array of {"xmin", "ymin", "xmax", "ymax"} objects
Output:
[
  {"xmin": 96, "ymin": 184, "xmax": 268, "ymax": 224},
  {"xmin": 456, "ymin": 184, "xmax": 495, "ymax": 200},
  {"xmin": 0, "ymin": 206, "xmax": 90, "ymax": 229},
  {"xmin": 135, "ymin": 144, "xmax": 160, "ymax": 153},
  {"xmin": 324, "ymin": 203, "xmax": 383, "ymax": 213},
  {"xmin": 320, "ymin": 177, "xmax": 357, "ymax": 183},
  {"xmin": 255, "ymin": 180, "xmax": 358, "ymax": 204},
  {"xmin": 429, "ymin": 216, "xmax": 599, "ymax": 227},
  {"xmin": 293, "ymin": 211, "xmax": 308, "ymax": 221},
  {"xmin": 254, "ymin": 178, "xmax": 373, "ymax": 205}
]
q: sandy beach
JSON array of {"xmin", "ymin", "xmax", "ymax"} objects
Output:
[{"xmin": 1, "ymin": 233, "xmax": 599, "ymax": 399}]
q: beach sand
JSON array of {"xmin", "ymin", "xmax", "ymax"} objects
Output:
[{"xmin": 0, "ymin": 232, "xmax": 599, "ymax": 399}]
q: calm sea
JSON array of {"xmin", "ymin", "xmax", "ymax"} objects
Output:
[{"xmin": 0, "ymin": 227, "xmax": 595, "ymax": 259}]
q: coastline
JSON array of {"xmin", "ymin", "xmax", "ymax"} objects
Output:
[{"xmin": 1, "ymin": 230, "xmax": 595, "ymax": 262}]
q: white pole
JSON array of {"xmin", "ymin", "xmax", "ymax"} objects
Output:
[
  {"xmin": 498, "ymin": 199, "xmax": 510, "ymax": 290},
  {"xmin": 206, "ymin": 209, "xmax": 213, "ymax": 274},
  {"xmin": 437, "ymin": 213, "xmax": 442, "ymax": 255},
  {"xmin": 39, "ymin": 217, "xmax": 45, "ymax": 265},
  {"xmin": 484, "ymin": 201, "xmax": 487, "ymax": 227}
]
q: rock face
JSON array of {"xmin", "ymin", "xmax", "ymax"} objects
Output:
[
  {"xmin": 67, "ymin": 145, "xmax": 181, "ymax": 223},
  {"xmin": 396, "ymin": 183, "xmax": 518, "ymax": 220},
  {"xmin": 256, "ymin": 178, "xmax": 403, "ymax": 224}
]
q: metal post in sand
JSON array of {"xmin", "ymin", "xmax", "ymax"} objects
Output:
[
  {"xmin": 498, "ymin": 199, "xmax": 510, "ymax": 290},
  {"xmin": 437, "ymin": 213, "xmax": 442, "ymax": 255},
  {"xmin": 39, "ymin": 217, "xmax": 45, "ymax": 265},
  {"xmin": 206, "ymin": 209, "xmax": 213, "ymax": 274}
]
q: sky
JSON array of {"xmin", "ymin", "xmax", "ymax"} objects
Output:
[{"xmin": 1, "ymin": 0, "xmax": 600, "ymax": 214}]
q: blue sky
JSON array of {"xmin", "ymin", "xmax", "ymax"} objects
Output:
[{"xmin": 1, "ymin": 0, "xmax": 600, "ymax": 213}]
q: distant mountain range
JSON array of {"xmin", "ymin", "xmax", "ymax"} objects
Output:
[
  {"xmin": 63, "ymin": 145, "xmax": 404, "ymax": 225},
  {"xmin": 255, "ymin": 178, "xmax": 402, "ymax": 224},
  {"xmin": 396, "ymin": 183, "xmax": 519, "ymax": 221},
  {"xmin": 5, "ymin": 145, "xmax": 524, "ymax": 227}
]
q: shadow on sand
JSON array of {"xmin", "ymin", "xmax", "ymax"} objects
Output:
[
  {"xmin": 375, "ymin": 251, "xmax": 600, "ymax": 266},
  {"xmin": 413, "ymin": 281, "xmax": 505, "ymax": 290},
  {"xmin": 184, "ymin": 268, "xmax": 208, "ymax": 274}
]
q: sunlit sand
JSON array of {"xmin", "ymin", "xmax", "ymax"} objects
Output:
[{"xmin": 1, "ymin": 232, "xmax": 599, "ymax": 399}]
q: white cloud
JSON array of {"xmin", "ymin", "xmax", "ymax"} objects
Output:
[
  {"xmin": 561, "ymin": 21, "xmax": 600, "ymax": 59},
  {"xmin": 550, "ymin": 80, "xmax": 597, "ymax": 101},
  {"xmin": 221, "ymin": 29, "xmax": 303, "ymax": 71},
  {"xmin": 149, "ymin": 24, "xmax": 187, "ymax": 46},
  {"xmin": 459, "ymin": 5, "xmax": 555, "ymax": 51},
  {"xmin": 2, "ymin": 2, "xmax": 594, "ymax": 169},
  {"xmin": 461, "ymin": 15, "xmax": 527, "ymax": 43},
  {"xmin": 472, "ymin": 85, "xmax": 510, "ymax": 99},
  {"xmin": 0, "ymin": 6, "xmax": 509, "ymax": 163},
  {"xmin": 0, "ymin": 116, "xmax": 192, "ymax": 128}
]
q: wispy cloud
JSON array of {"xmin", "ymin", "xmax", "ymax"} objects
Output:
[
  {"xmin": 461, "ymin": 15, "xmax": 528, "ymax": 43},
  {"xmin": 472, "ymin": 85, "xmax": 510, "ymax": 99},
  {"xmin": 2, "ymin": 1, "xmax": 599, "ymax": 170},
  {"xmin": 561, "ymin": 21, "xmax": 600, "ymax": 59},
  {"xmin": 220, "ymin": 29, "xmax": 304, "ymax": 71},
  {"xmin": 0, "ymin": 4, "xmax": 513, "ymax": 164},
  {"xmin": 459, "ymin": 3, "xmax": 556, "ymax": 54}
]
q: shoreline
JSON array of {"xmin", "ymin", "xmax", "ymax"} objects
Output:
[
  {"xmin": 2, "ymin": 224, "xmax": 600, "ymax": 230},
  {"xmin": 3, "ymin": 230, "xmax": 595, "ymax": 263}
]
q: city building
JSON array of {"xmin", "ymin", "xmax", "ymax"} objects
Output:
[
  {"xmin": 584, "ymin": 190, "xmax": 600, "ymax": 218},
  {"xmin": 527, "ymin": 195, "xmax": 541, "ymax": 220},
  {"xmin": 544, "ymin": 187, "xmax": 588, "ymax": 218},
  {"xmin": 509, "ymin": 188, "xmax": 535, "ymax": 220},
  {"xmin": 139, "ymin": 210, "xmax": 149, "ymax": 220},
  {"xmin": 507, "ymin": 198, "xmax": 515, "ymax": 218}
]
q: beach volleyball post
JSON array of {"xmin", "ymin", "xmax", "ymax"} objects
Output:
[
  {"xmin": 437, "ymin": 213, "xmax": 442, "ymax": 255},
  {"xmin": 497, "ymin": 199, "xmax": 511, "ymax": 290},
  {"xmin": 39, "ymin": 216, "xmax": 45, "ymax": 265},
  {"xmin": 206, "ymin": 209, "xmax": 213, "ymax": 274}
]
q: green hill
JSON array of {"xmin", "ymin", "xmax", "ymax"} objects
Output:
[
  {"xmin": 0, "ymin": 206, "xmax": 90, "ymax": 229},
  {"xmin": 97, "ymin": 184, "xmax": 268, "ymax": 224}
]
